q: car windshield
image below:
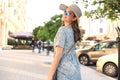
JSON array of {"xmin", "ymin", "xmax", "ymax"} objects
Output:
[
  {"xmin": 99, "ymin": 42, "xmax": 117, "ymax": 49},
  {"xmin": 93, "ymin": 41, "xmax": 117, "ymax": 50}
]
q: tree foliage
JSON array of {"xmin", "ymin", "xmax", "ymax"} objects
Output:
[
  {"xmin": 80, "ymin": 0, "xmax": 120, "ymax": 20},
  {"xmin": 32, "ymin": 26, "xmax": 41, "ymax": 40},
  {"xmin": 32, "ymin": 14, "xmax": 62, "ymax": 41}
]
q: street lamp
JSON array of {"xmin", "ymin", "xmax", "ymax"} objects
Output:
[{"xmin": 115, "ymin": 26, "xmax": 120, "ymax": 80}]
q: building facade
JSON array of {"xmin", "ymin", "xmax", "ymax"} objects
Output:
[
  {"xmin": 80, "ymin": 16, "xmax": 120, "ymax": 40},
  {"xmin": 0, "ymin": 0, "xmax": 27, "ymax": 48}
]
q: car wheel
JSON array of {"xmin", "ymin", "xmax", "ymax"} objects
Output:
[
  {"xmin": 79, "ymin": 55, "xmax": 89, "ymax": 65},
  {"xmin": 103, "ymin": 62, "xmax": 118, "ymax": 77}
]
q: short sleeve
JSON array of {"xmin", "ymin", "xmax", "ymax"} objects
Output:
[{"xmin": 54, "ymin": 27, "xmax": 66, "ymax": 48}]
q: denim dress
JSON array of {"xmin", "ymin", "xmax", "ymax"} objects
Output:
[{"xmin": 54, "ymin": 26, "xmax": 82, "ymax": 80}]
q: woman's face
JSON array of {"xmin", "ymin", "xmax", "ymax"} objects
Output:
[{"xmin": 62, "ymin": 8, "xmax": 76, "ymax": 25}]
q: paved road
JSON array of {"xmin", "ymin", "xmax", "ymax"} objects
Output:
[
  {"xmin": 0, "ymin": 50, "xmax": 53, "ymax": 80},
  {"xmin": 0, "ymin": 49, "xmax": 117, "ymax": 80}
]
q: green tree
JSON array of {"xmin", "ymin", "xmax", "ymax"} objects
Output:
[
  {"xmin": 37, "ymin": 27, "xmax": 49, "ymax": 41},
  {"xmin": 36, "ymin": 14, "xmax": 62, "ymax": 41},
  {"xmin": 32, "ymin": 26, "xmax": 41, "ymax": 40},
  {"xmin": 76, "ymin": 0, "xmax": 120, "ymax": 20}
]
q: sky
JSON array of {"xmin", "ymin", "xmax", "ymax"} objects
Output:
[{"xmin": 26, "ymin": 0, "xmax": 84, "ymax": 32}]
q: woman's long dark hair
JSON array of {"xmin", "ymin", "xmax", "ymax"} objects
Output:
[
  {"xmin": 71, "ymin": 20, "xmax": 82, "ymax": 42},
  {"xmin": 62, "ymin": 19, "xmax": 82, "ymax": 43}
]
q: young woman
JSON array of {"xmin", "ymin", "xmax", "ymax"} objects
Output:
[{"xmin": 46, "ymin": 4, "xmax": 82, "ymax": 80}]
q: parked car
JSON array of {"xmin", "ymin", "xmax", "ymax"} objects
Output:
[
  {"xmin": 96, "ymin": 53, "xmax": 118, "ymax": 77},
  {"xmin": 76, "ymin": 40, "xmax": 118, "ymax": 65},
  {"xmin": 76, "ymin": 40, "xmax": 97, "ymax": 49}
]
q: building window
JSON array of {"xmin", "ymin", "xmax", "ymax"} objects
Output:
[{"xmin": 99, "ymin": 28, "xmax": 103, "ymax": 33}]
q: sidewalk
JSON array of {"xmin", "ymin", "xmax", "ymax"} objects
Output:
[{"xmin": 80, "ymin": 65, "xmax": 116, "ymax": 80}]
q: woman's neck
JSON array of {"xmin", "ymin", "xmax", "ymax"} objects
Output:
[{"xmin": 64, "ymin": 22, "xmax": 71, "ymax": 26}]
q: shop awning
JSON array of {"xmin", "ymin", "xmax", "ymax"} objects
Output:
[{"xmin": 9, "ymin": 32, "xmax": 34, "ymax": 40}]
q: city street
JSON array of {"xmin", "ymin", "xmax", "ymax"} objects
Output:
[
  {"xmin": 0, "ymin": 0, "xmax": 119, "ymax": 80},
  {"xmin": 0, "ymin": 49, "xmax": 117, "ymax": 80}
]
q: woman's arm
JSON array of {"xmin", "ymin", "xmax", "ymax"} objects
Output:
[{"xmin": 46, "ymin": 45, "xmax": 63, "ymax": 80}]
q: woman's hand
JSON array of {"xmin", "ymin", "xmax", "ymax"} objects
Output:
[{"xmin": 46, "ymin": 74, "xmax": 53, "ymax": 80}]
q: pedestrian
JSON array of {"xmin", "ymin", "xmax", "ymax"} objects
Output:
[
  {"xmin": 42, "ymin": 41, "xmax": 45, "ymax": 51},
  {"xmin": 30, "ymin": 38, "xmax": 35, "ymax": 52},
  {"xmin": 37, "ymin": 40, "xmax": 41, "ymax": 53},
  {"xmin": 46, "ymin": 4, "xmax": 82, "ymax": 80},
  {"xmin": 30, "ymin": 38, "xmax": 37, "ymax": 52},
  {"xmin": 46, "ymin": 40, "xmax": 50, "ymax": 55}
]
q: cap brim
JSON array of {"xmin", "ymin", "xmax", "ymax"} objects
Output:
[{"xmin": 59, "ymin": 4, "xmax": 68, "ymax": 10}]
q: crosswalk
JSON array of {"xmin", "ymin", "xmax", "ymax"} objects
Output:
[{"xmin": 0, "ymin": 50, "xmax": 53, "ymax": 80}]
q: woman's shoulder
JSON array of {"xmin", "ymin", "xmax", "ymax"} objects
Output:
[
  {"xmin": 59, "ymin": 26, "xmax": 66, "ymax": 29},
  {"xmin": 59, "ymin": 26, "xmax": 71, "ymax": 31},
  {"xmin": 58, "ymin": 26, "xmax": 65, "ymax": 32}
]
